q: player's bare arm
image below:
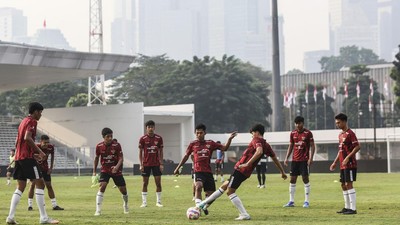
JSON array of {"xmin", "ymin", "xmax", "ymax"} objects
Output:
[
  {"xmin": 330, "ymin": 152, "xmax": 340, "ymax": 171},
  {"xmin": 112, "ymin": 156, "xmax": 123, "ymax": 174},
  {"xmin": 48, "ymin": 151, "xmax": 54, "ymax": 175},
  {"xmin": 159, "ymin": 147, "xmax": 164, "ymax": 172},
  {"xmin": 174, "ymin": 154, "xmax": 189, "ymax": 175},
  {"xmin": 93, "ymin": 155, "xmax": 99, "ymax": 176},
  {"xmin": 342, "ymin": 145, "xmax": 361, "ymax": 166},
  {"xmin": 284, "ymin": 143, "xmax": 294, "ymax": 166},
  {"xmin": 238, "ymin": 146, "xmax": 263, "ymax": 168},
  {"xmin": 139, "ymin": 146, "xmax": 144, "ymax": 172},
  {"xmin": 308, "ymin": 141, "xmax": 316, "ymax": 166},
  {"xmin": 25, "ymin": 130, "xmax": 45, "ymax": 159},
  {"xmin": 271, "ymin": 155, "xmax": 288, "ymax": 180},
  {"xmin": 220, "ymin": 131, "xmax": 237, "ymax": 151}
]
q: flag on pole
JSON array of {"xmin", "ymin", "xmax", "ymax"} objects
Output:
[
  {"xmin": 344, "ymin": 81, "xmax": 348, "ymax": 98},
  {"xmin": 293, "ymin": 91, "xmax": 297, "ymax": 106},
  {"xmin": 370, "ymin": 79, "xmax": 374, "ymax": 97},
  {"xmin": 43, "ymin": 19, "xmax": 46, "ymax": 28},
  {"xmin": 391, "ymin": 97, "xmax": 394, "ymax": 112},
  {"xmin": 332, "ymin": 85, "xmax": 337, "ymax": 100},
  {"xmin": 305, "ymin": 85, "xmax": 309, "ymax": 104},
  {"xmin": 313, "ymin": 85, "xmax": 317, "ymax": 103},
  {"xmin": 380, "ymin": 98, "xmax": 384, "ymax": 113},
  {"xmin": 369, "ymin": 96, "xmax": 373, "ymax": 112},
  {"xmin": 356, "ymin": 81, "xmax": 360, "ymax": 99},
  {"xmin": 322, "ymin": 86, "xmax": 327, "ymax": 101},
  {"xmin": 384, "ymin": 80, "xmax": 389, "ymax": 97}
]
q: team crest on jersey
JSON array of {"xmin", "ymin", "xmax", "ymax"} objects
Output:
[
  {"xmin": 111, "ymin": 149, "xmax": 115, "ymax": 154},
  {"xmin": 155, "ymin": 141, "xmax": 158, "ymax": 145}
]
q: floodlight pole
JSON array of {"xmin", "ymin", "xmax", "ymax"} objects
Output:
[{"xmin": 271, "ymin": 0, "xmax": 282, "ymax": 131}]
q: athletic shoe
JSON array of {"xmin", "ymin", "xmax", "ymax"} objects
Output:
[
  {"xmin": 39, "ymin": 218, "xmax": 59, "ymax": 224},
  {"xmin": 6, "ymin": 217, "xmax": 18, "ymax": 224},
  {"xmin": 260, "ymin": 185, "xmax": 265, "ymax": 188},
  {"xmin": 140, "ymin": 203, "xmax": 147, "ymax": 208},
  {"xmin": 283, "ymin": 201, "xmax": 295, "ymax": 207},
  {"xmin": 336, "ymin": 208, "xmax": 349, "ymax": 214},
  {"xmin": 28, "ymin": 206, "xmax": 33, "ymax": 211},
  {"xmin": 303, "ymin": 202, "xmax": 309, "ymax": 208},
  {"xmin": 257, "ymin": 185, "xmax": 261, "ymax": 188},
  {"xmin": 197, "ymin": 203, "xmax": 209, "ymax": 215},
  {"xmin": 53, "ymin": 206, "xmax": 64, "ymax": 210},
  {"xmin": 94, "ymin": 211, "xmax": 101, "ymax": 216},
  {"xmin": 123, "ymin": 203, "xmax": 129, "ymax": 214},
  {"xmin": 343, "ymin": 209, "xmax": 357, "ymax": 215},
  {"xmin": 113, "ymin": 185, "xmax": 117, "ymax": 188},
  {"xmin": 234, "ymin": 214, "xmax": 251, "ymax": 220},
  {"xmin": 156, "ymin": 202, "xmax": 163, "ymax": 207}
]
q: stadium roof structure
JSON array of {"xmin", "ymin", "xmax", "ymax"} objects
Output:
[{"xmin": 0, "ymin": 41, "xmax": 135, "ymax": 93}]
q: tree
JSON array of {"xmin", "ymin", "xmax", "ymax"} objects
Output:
[
  {"xmin": 66, "ymin": 93, "xmax": 88, "ymax": 107},
  {"xmin": 391, "ymin": 47, "xmax": 400, "ymax": 108},
  {"xmin": 286, "ymin": 68, "xmax": 304, "ymax": 75},
  {"xmin": 319, "ymin": 45, "xmax": 386, "ymax": 72}
]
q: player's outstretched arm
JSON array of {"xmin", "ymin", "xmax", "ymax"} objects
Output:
[
  {"xmin": 221, "ymin": 131, "xmax": 237, "ymax": 151},
  {"xmin": 174, "ymin": 154, "xmax": 189, "ymax": 175},
  {"xmin": 271, "ymin": 156, "xmax": 287, "ymax": 180}
]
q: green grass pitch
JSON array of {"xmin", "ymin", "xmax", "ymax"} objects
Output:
[{"xmin": 1, "ymin": 173, "xmax": 399, "ymax": 224}]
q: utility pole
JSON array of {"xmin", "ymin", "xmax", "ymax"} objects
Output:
[
  {"xmin": 88, "ymin": 0, "xmax": 106, "ymax": 106},
  {"xmin": 271, "ymin": 0, "xmax": 282, "ymax": 131}
]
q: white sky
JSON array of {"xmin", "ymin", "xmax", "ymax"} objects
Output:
[{"xmin": 0, "ymin": 0, "xmax": 330, "ymax": 72}]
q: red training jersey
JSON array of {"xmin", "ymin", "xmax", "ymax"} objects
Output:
[
  {"xmin": 96, "ymin": 140, "xmax": 123, "ymax": 175},
  {"xmin": 185, "ymin": 140, "xmax": 223, "ymax": 173},
  {"xmin": 139, "ymin": 134, "xmax": 164, "ymax": 167},
  {"xmin": 15, "ymin": 116, "xmax": 37, "ymax": 161},
  {"xmin": 235, "ymin": 137, "xmax": 276, "ymax": 178},
  {"xmin": 290, "ymin": 128, "xmax": 314, "ymax": 161},
  {"xmin": 35, "ymin": 143, "xmax": 54, "ymax": 172},
  {"xmin": 338, "ymin": 129, "xmax": 359, "ymax": 170}
]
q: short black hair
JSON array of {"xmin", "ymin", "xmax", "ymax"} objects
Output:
[
  {"xmin": 195, "ymin": 123, "xmax": 206, "ymax": 131},
  {"xmin": 250, "ymin": 124, "xmax": 265, "ymax": 136},
  {"xmin": 145, "ymin": 120, "xmax": 155, "ymax": 127},
  {"xmin": 335, "ymin": 113, "xmax": 348, "ymax": 122},
  {"xmin": 294, "ymin": 116, "xmax": 304, "ymax": 124},
  {"xmin": 101, "ymin": 127, "xmax": 113, "ymax": 137},
  {"xmin": 40, "ymin": 135, "xmax": 50, "ymax": 141},
  {"xmin": 28, "ymin": 102, "xmax": 44, "ymax": 114}
]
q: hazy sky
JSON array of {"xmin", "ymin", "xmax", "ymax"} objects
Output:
[{"xmin": 0, "ymin": 0, "xmax": 329, "ymax": 72}]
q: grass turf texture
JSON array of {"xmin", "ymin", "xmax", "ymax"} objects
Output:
[{"xmin": 0, "ymin": 173, "xmax": 399, "ymax": 224}]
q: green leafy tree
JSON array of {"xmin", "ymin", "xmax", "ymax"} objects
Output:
[
  {"xmin": 319, "ymin": 46, "xmax": 386, "ymax": 72},
  {"xmin": 391, "ymin": 49, "xmax": 400, "ymax": 108},
  {"xmin": 286, "ymin": 68, "xmax": 304, "ymax": 75},
  {"xmin": 66, "ymin": 93, "xmax": 88, "ymax": 107}
]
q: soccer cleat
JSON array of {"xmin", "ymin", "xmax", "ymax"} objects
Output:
[
  {"xmin": 197, "ymin": 203, "xmax": 209, "ymax": 215},
  {"xmin": 336, "ymin": 208, "xmax": 349, "ymax": 214},
  {"xmin": 28, "ymin": 206, "xmax": 33, "ymax": 211},
  {"xmin": 156, "ymin": 202, "xmax": 163, "ymax": 207},
  {"xmin": 123, "ymin": 203, "xmax": 129, "ymax": 214},
  {"xmin": 53, "ymin": 206, "xmax": 64, "ymax": 210},
  {"xmin": 260, "ymin": 185, "xmax": 265, "ymax": 189},
  {"xmin": 283, "ymin": 201, "xmax": 295, "ymax": 207},
  {"xmin": 113, "ymin": 185, "xmax": 117, "ymax": 188},
  {"xmin": 140, "ymin": 203, "xmax": 147, "ymax": 208},
  {"xmin": 343, "ymin": 209, "xmax": 357, "ymax": 215},
  {"xmin": 303, "ymin": 202, "xmax": 309, "ymax": 208},
  {"xmin": 94, "ymin": 211, "xmax": 101, "ymax": 216},
  {"xmin": 6, "ymin": 217, "xmax": 18, "ymax": 224},
  {"xmin": 234, "ymin": 214, "xmax": 251, "ymax": 221},
  {"xmin": 39, "ymin": 218, "xmax": 59, "ymax": 224},
  {"xmin": 257, "ymin": 184, "xmax": 261, "ymax": 188}
]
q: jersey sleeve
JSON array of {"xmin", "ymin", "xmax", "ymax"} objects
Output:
[
  {"xmin": 185, "ymin": 142, "xmax": 194, "ymax": 156},
  {"xmin": 95, "ymin": 144, "xmax": 100, "ymax": 156},
  {"xmin": 264, "ymin": 142, "xmax": 276, "ymax": 158},
  {"xmin": 159, "ymin": 136, "xmax": 164, "ymax": 148},
  {"xmin": 138, "ymin": 137, "xmax": 144, "ymax": 149},
  {"xmin": 308, "ymin": 131, "xmax": 314, "ymax": 142}
]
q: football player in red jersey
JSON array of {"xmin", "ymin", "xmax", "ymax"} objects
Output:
[
  {"xmin": 174, "ymin": 124, "xmax": 237, "ymax": 215},
  {"xmin": 27, "ymin": 135, "xmax": 64, "ymax": 211},
  {"xmin": 6, "ymin": 102, "xmax": 59, "ymax": 224},
  {"xmin": 283, "ymin": 116, "xmax": 315, "ymax": 208},
  {"xmin": 330, "ymin": 113, "xmax": 360, "ymax": 215},
  {"xmin": 139, "ymin": 120, "xmax": 164, "ymax": 207},
  {"xmin": 93, "ymin": 128, "xmax": 128, "ymax": 216},
  {"xmin": 198, "ymin": 124, "xmax": 287, "ymax": 221}
]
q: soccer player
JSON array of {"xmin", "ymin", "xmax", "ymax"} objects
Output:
[
  {"xmin": 198, "ymin": 124, "xmax": 287, "ymax": 220},
  {"xmin": 139, "ymin": 120, "xmax": 164, "ymax": 208},
  {"xmin": 6, "ymin": 102, "xmax": 59, "ymax": 224},
  {"xmin": 27, "ymin": 135, "xmax": 64, "ymax": 211},
  {"xmin": 255, "ymin": 153, "xmax": 267, "ymax": 188},
  {"xmin": 174, "ymin": 123, "xmax": 237, "ymax": 214},
  {"xmin": 330, "ymin": 113, "xmax": 360, "ymax": 215},
  {"xmin": 93, "ymin": 128, "xmax": 128, "ymax": 216},
  {"xmin": 6, "ymin": 149, "xmax": 15, "ymax": 186},
  {"xmin": 283, "ymin": 116, "xmax": 315, "ymax": 208},
  {"xmin": 214, "ymin": 142, "xmax": 225, "ymax": 182}
]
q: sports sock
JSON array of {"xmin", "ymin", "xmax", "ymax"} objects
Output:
[
  {"xmin": 289, "ymin": 183, "xmax": 296, "ymax": 202},
  {"xmin": 96, "ymin": 191, "xmax": 104, "ymax": 212},
  {"xmin": 141, "ymin": 192, "xmax": 147, "ymax": 204},
  {"xmin": 36, "ymin": 188, "xmax": 48, "ymax": 221},
  {"xmin": 8, "ymin": 189, "xmax": 22, "ymax": 219},
  {"xmin": 203, "ymin": 188, "xmax": 224, "ymax": 205},
  {"xmin": 343, "ymin": 190, "xmax": 350, "ymax": 209},
  {"xmin": 122, "ymin": 194, "xmax": 128, "ymax": 204},
  {"xmin": 156, "ymin": 192, "xmax": 162, "ymax": 204},
  {"xmin": 229, "ymin": 193, "xmax": 248, "ymax": 216},
  {"xmin": 304, "ymin": 183, "xmax": 310, "ymax": 202},
  {"xmin": 28, "ymin": 198, "xmax": 34, "ymax": 207},
  {"xmin": 347, "ymin": 188, "xmax": 356, "ymax": 210},
  {"xmin": 51, "ymin": 198, "xmax": 57, "ymax": 208}
]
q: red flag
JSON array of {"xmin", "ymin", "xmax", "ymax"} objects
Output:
[
  {"xmin": 322, "ymin": 86, "xmax": 327, "ymax": 101},
  {"xmin": 369, "ymin": 96, "xmax": 373, "ymax": 112},
  {"xmin": 313, "ymin": 85, "xmax": 317, "ymax": 103},
  {"xmin": 43, "ymin": 19, "xmax": 46, "ymax": 28},
  {"xmin": 305, "ymin": 85, "xmax": 309, "ymax": 104}
]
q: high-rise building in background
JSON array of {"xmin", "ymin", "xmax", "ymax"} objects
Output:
[
  {"xmin": 111, "ymin": 0, "xmax": 284, "ymax": 72},
  {"xmin": 329, "ymin": 0, "xmax": 379, "ymax": 55},
  {"xmin": 30, "ymin": 28, "xmax": 75, "ymax": 50},
  {"xmin": 0, "ymin": 8, "xmax": 27, "ymax": 42},
  {"xmin": 303, "ymin": 50, "xmax": 332, "ymax": 73},
  {"xmin": 378, "ymin": 0, "xmax": 400, "ymax": 61}
]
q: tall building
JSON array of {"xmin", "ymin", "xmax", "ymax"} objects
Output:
[
  {"xmin": 0, "ymin": 8, "xmax": 27, "ymax": 42},
  {"xmin": 329, "ymin": 0, "xmax": 379, "ymax": 55},
  {"xmin": 303, "ymin": 50, "xmax": 332, "ymax": 73},
  {"xmin": 30, "ymin": 28, "xmax": 74, "ymax": 50},
  {"xmin": 111, "ymin": 0, "xmax": 136, "ymax": 55},
  {"xmin": 378, "ymin": 0, "xmax": 400, "ymax": 61}
]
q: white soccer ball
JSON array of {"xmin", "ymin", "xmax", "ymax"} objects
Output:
[{"xmin": 186, "ymin": 207, "xmax": 200, "ymax": 220}]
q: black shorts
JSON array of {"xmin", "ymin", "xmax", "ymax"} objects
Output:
[
  {"xmin": 42, "ymin": 172, "xmax": 51, "ymax": 182},
  {"xmin": 227, "ymin": 170, "xmax": 248, "ymax": 190},
  {"xmin": 256, "ymin": 162, "xmax": 267, "ymax": 174},
  {"xmin": 7, "ymin": 167, "xmax": 15, "ymax": 174},
  {"xmin": 141, "ymin": 166, "xmax": 162, "ymax": 177},
  {"xmin": 99, "ymin": 172, "xmax": 126, "ymax": 186},
  {"xmin": 290, "ymin": 161, "xmax": 309, "ymax": 177},
  {"xmin": 194, "ymin": 172, "xmax": 216, "ymax": 192},
  {"xmin": 13, "ymin": 159, "xmax": 43, "ymax": 181},
  {"xmin": 340, "ymin": 169, "xmax": 357, "ymax": 183}
]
